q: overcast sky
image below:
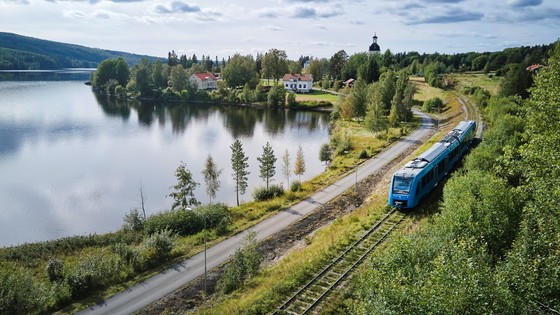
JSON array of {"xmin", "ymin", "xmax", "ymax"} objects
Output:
[{"xmin": 1, "ymin": 0, "xmax": 559, "ymax": 60}]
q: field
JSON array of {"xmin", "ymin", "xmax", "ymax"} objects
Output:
[
  {"xmin": 409, "ymin": 76, "xmax": 446, "ymax": 102},
  {"xmin": 451, "ymin": 72, "xmax": 501, "ymax": 95},
  {"xmin": 294, "ymin": 89, "xmax": 340, "ymax": 103}
]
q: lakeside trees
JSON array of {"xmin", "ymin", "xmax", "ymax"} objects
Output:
[
  {"xmin": 91, "ymin": 57, "xmax": 129, "ymax": 91},
  {"xmin": 231, "ymin": 139, "xmax": 250, "ymax": 206},
  {"xmin": 168, "ymin": 162, "xmax": 200, "ymax": 210},
  {"xmin": 221, "ymin": 53, "xmax": 259, "ymax": 89},
  {"xmin": 257, "ymin": 142, "xmax": 276, "ymax": 189},
  {"xmin": 261, "ymin": 48, "xmax": 288, "ymax": 84},
  {"xmin": 294, "ymin": 145, "xmax": 306, "ymax": 181},
  {"xmin": 202, "ymin": 155, "xmax": 221, "ymax": 204}
]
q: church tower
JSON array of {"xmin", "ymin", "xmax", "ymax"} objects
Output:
[{"xmin": 369, "ymin": 33, "xmax": 381, "ymax": 55}]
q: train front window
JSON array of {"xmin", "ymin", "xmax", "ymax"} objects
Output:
[{"xmin": 393, "ymin": 176, "xmax": 412, "ymax": 194}]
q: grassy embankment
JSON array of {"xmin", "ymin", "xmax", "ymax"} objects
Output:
[
  {"xmin": 451, "ymin": 71, "xmax": 501, "ymax": 95},
  {"xmin": 0, "ymin": 88, "xmax": 410, "ymax": 314},
  {"xmin": 188, "ymin": 77, "xmax": 471, "ymax": 314}
]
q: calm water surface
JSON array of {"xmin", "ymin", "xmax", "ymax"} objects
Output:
[{"xmin": 0, "ymin": 72, "xmax": 330, "ymax": 246}]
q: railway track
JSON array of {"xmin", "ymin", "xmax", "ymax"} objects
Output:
[
  {"xmin": 455, "ymin": 92, "xmax": 485, "ymax": 138},
  {"xmin": 273, "ymin": 209, "xmax": 405, "ymax": 315}
]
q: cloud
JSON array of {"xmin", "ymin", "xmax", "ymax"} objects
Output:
[
  {"xmin": 288, "ymin": 4, "xmax": 343, "ymax": 19},
  {"xmin": 507, "ymin": 0, "xmax": 543, "ymax": 7},
  {"xmin": 194, "ymin": 10, "xmax": 223, "ymax": 22},
  {"xmin": 2, "ymin": 0, "xmax": 31, "ymax": 4},
  {"xmin": 419, "ymin": 0, "xmax": 464, "ymax": 2},
  {"xmin": 257, "ymin": 7, "xmax": 281, "ymax": 18},
  {"xmin": 264, "ymin": 25, "xmax": 284, "ymax": 31},
  {"xmin": 436, "ymin": 30, "xmax": 500, "ymax": 40},
  {"xmin": 63, "ymin": 10, "xmax": 87, "ymax": 18},
  {"xmin": 44, "ymin": 0, "xmax": 145, "ymax": 3},
  {"xmin": 290, "ymin": 6, "xmax": 316, "ymax": 18},
  {"xmin": 488, "ymin": 6, "xmax": 560, "ymax": 23},
  {"xmin": 350, "ymin": 19, "xmax": 365, "ymax": 25},
  {"xmin": 94, "ymin": 11, "xmax": 110, "ymax": 19},
  {"xmin": 256, "ymin": 4, "xmax": 342, "ymax": 19},
  {"xmin": 155, "ymin": 1, "xmax": 200, "ymax": 14},
  {"xmin": 284, "ymin": 0, "xmax": 331, "ymax": 2},
  {"xmin": 517, "ymin": 7, "xmax": 560, "ymax": 21},
  {"xmin": 407, "ymin": 9, "xmax": 483, "ymax": 24}
]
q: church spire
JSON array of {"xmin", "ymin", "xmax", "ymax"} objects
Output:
[{"xmin": 369, "ymin": 33, "xmax": 380, "ymax": 54}]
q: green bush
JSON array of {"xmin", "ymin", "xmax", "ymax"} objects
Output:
[
  {"xmin": 290, "ymin": 181, "xmax": 302, "ymax": 192},
  {"xmin": 267, "ymin": 85, "xmax": 286, "ymax": 106},
  {"xmin": 144, "ymin": 209, "xmax": 202, "ymax": 236},
  {"xmin": 0, "ymin": 267, "xmax": 49, "ymax": 314},
  {"xmin": 123, "ymin": 208, "xmax": 145, "ymax": 231},
  {"xmin": 333, "ymin": 80, "xmax": 342, "ymax": 91},
  {"xmin": 133, "ymin": 229, "xmax": 175, "ymax": 271},
  {"xmin": 144, "ymin": 229, "xmax": 174, "ymax": 259},
  {"xmin": 286, "ymin": 91, "xmax": 296, "ymax": 107},
  {"xmin": 66, "ymin": 265, "xmax": 95, "ymax": 298},
  {"xmin": 65, "ymin": 253, "xmax": 125, "ymax": 298},
  {"xmin": 358, "ymin": 149, "xmax": 369, "ymax": 159},
  {"xmin": 114, "ymin": 85, "xmax": 126, "ymax": 96},
  {"xmin": 422, "ymin": 97, "xmax": 443, "ymax": 113},
  {"xmin": 217, "ymin": 232, "xmax": 261, "ymax": 294},
  {"xmin": 46, "ymin": 258, "xmax": 64, "ymax": 282},
  {"xmin": 331, "ymin": 130, "xmax": 353, "ymax": 155},
  {"xmin": 196, "ymin": 203, "xmax": 231, "ymax": 232},
  {"xmin": 253, "ymin": 185, "xmax": 285, "ymax": 201},
  {"xmin": 104, "ymin": 79, "xmax": 119, "ymax": 95}
]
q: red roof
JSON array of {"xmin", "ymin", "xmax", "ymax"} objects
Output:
[
  {"xmin": 193, "ymin": 72, "xmax": 217, "ymax": 81},
  {"xmin": 526, "ymin": 64, "xmax": 543, "ymax": 72},
  {"xmin": 282, "ymin": 73, "xmax": 313, "ymax": 81}
]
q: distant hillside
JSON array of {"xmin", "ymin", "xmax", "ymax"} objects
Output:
[{"xmin": 0, "ymin": 32, "xmax": 164, "ymax": 70}]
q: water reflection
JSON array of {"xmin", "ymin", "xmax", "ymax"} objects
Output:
[
  {"xmin": 93, "ymin": 96, "xmax": 329, "ymax": 139},
  {"xmin": 94, "ymin": 94, "xmax": 131, "ymax": 120}
]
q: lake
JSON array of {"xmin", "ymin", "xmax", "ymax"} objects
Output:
[{"xmin": 0, "ymin": 71, "xmax": 331, "ymax": 246}]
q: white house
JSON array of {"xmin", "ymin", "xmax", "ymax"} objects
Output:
[
  {"xmin": 189, "ymin": 72, "xmax": 217, "ymax": 90},
  {"xmin": 282, "ymin": 74, "xmax": 313, "ymax": 93}
]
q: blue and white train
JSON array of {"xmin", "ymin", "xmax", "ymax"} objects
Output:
[{"xmin": 388, "ymin": 120, "xmax": 476, "ymax": 209}]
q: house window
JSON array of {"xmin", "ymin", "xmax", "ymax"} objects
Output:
[
  {"xmin": 285, "ymin": 84, "xmax": 289, "ymax": 87},
  {"xmin": 303, "ymin": 84, "xmax": 307, "ymax": 89}
]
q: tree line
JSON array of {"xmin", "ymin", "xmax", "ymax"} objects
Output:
[{"xmin": 90, "ymin": 42, "xmax": 554, "ymax": 107}]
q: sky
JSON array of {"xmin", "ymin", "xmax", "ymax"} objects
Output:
[{"xmin": 1, "ymin": 0, "xmax": 559, "ymax": 60}]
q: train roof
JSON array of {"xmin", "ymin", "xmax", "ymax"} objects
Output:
[
  {"xmin": 455, "ymin": 120, "xmax": 475, "ymax": 133},
  {"xmin": 394, "ymin": 142, "xmax": 447, "ymax": 177},
  {"xmin": 392, "ymin": 120, "xmax": 475, "ymax": 178}
]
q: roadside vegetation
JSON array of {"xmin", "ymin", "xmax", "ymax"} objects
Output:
[
  {"xmin": 350, "ymin": 43, "xmax": 560, "ymax": 314},
  {"xmin": 1, "ymin": 41, "xmax": 558, "ymax": 314}
]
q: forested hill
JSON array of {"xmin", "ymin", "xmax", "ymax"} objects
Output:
[{"xmin": 0, "ymin": 32, "xmax": 163, "ymax": 70}]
